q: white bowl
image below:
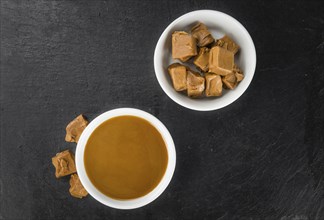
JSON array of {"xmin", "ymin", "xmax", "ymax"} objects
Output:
[
  {"xmin": 154, "ymin": 10, "xmax": 256, "ymax": 111},
  {"xmin": 75, "ymin": 108, "xmax": 176, "ymax": 209}
]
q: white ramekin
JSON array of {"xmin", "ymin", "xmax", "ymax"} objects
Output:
[{"xmin": 75, "ymin": 108, "xmax": 176, "ymax": 209}]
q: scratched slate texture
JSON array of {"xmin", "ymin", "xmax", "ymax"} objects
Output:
[{"xmin": 1, "ymin": 0, "xmax": 324, "ymax": 219}]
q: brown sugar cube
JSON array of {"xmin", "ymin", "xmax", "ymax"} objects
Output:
[
  {"xmin": 52, "ymin": 150, "xmax": 76, "ymax": 178},
  {"xmin": 193, "ymin": 47, "xmax": 210, "ymax": 72},
  {"xmin": 168, "ymin": 63, "xmax": 187, "ymax": 91},
  {"xmin": 187, "ymin": 69, "xmax": 205, "ymax": 98},
  {"xmin": 205, "ymin": 73, "xmax": 223, "ymax": 97},
  {"xmin": 233, "ymin": 64, "xmax": 244, "ymax": 82},
  {"xmin": 209, "ymin": 46, "xmax": 234, "ymax": 76},
  {"xmin": 172, "ymin": 31, "xmax": 197, "ymax": 62},
  {"xmin": 65, "ymin": 114, "xmax": 89, "ymax": 143},
  {"xmin": 191, "ymin": 22, "xmax": 214, "ymax": 47},
  {"xmin": 216, "ymin": 35, "xmax": 239, "ymax": 54},
  {"xmin": 222, "ymin": 73, "xmax": 237, "ymax": 90},
  {"xmin": 69, "ymin": 174, "xmax": 88, "ymax": 199}
]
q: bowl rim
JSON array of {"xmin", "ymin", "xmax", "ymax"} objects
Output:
[
  {"xmin": 75, "ymin": 108, "xmax": 176, "ymax": 209},
  {"xmin": 154, "ymin": 9, "xmax": 257, "ymax": 111}
]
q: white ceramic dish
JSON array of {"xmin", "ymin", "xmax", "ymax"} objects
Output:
[
  {"xmin": 75, "ymin": 108, "xmax": 176, "ymax": 209},
  {"xmin": 154, "ymin": 10, "xmax": 257, "ymax": 111}
]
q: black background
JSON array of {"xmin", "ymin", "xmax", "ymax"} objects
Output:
[{"xmin": 1, "ymin": 0, "xmax": 324, "ymax": 219}]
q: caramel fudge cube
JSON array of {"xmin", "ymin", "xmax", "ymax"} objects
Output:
[
  {"xmin": 69, "ymin": 174, "xmax": 88, "ymax": 199},
  {"xmin": 209, "ymin": 46, "xmax": 234, "ymax": 76},
  {"xmin": 187, "ymin": 69, "xmax": 205, "ymax": 98},
  {"xmin": 205, "ymin": 73, "xmax": 222, "ymax": 97},
  {"xmin": 172, "ymin": 31, "xmax": 197, "ymax": 62},
  {"xmin": 168, "ymin": 63, "xmax": 187, "ymax": 91},
  {"xmin": 193, "ymin": 47, "xmax": 210, "ymax": 72},
  {"xmin": 222, "ymin": 73, "xmax": 237, "ymax": 90},
  {"xmin": 65, "ymin": 114, "xmax": 88, "ymax": 143},
  {"xmin": 52, "ymin": 150, "xmax": 76, "ymax": 178},
  {"xmin": 191, "ymin": 22, "xmax": 214, "ymax": 47},
  {"xmin": 216, "ymin": 35, "xmax": 239, "ymax": 54}
]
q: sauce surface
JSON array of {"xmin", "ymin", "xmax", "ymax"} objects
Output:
[{"xmin": 84, "ymin": 116, "xmax": 168, "ymax": 200}]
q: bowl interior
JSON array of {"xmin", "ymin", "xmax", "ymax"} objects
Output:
[
  {"xmin": 154, "ymin": 10, "xmax": 256, "ymax": 111},
  {"xmin": 76, "ymin": 108, "xmax": 176, "ymax": 209}
]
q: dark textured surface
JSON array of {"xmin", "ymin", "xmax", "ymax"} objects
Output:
[{"xmin": 1, "ymin": 0, "xmax": 324, "ymax": 219}]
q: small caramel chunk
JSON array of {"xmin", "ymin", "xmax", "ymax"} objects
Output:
[
  {"xmin": 222, "ymin": 73, "xmax": 237, "ymax": 90},
  {"xmin": 212, "ymin": 39, "xmax": 226, "ymax": 48},
  {"xmin": 235, "ymin": 73, "xmax": 244, "ymax": 82},
  {"xmin": 69, "ymin": 174, "xmax": 88, "ymax": 199},
  {"xmin": 191, "ymin": 23, "xmax": 214, "ymax": 47},
  {"xmin": 233, "ymin": 64, "xmax": 244, "ymax": 82},
  {"xmin": 205, "ymin": 73, "xmax": 222, "ymax": 97},
  {"xmin": 168, "ymin": 63, "xmax": 187, "ymax": 91},
  {"xmin": 187, "ymin": 69, "xmax": 205, "ymax": 97},
  {"xmin": 193, "ymin": 47, "xmax": 210, "ymax": 72},
  {"xmin": 209, "ymin": 46, "xmax": 234, "ymax": 76},
  {"xmin": 65, "ymin": 115, "xmax": 88, "ymax": 143},
  {"xmin": 52, "ymin": 150, "xmax": 76, "ymax": 178},
  {"xmin": 172, "ymin": 31, "xmax": 197, "ymax": 62},
  {"xmin": 216, "ymin": 35, "xmax": 239, "ymax": 54}
]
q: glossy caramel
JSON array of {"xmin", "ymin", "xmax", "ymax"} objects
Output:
[{"xmin": 84, "ymin": 116, "xmax": 168, "ymax": 200}]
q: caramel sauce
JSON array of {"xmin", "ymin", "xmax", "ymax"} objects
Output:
[{"xmin": 84, "ymin": 116, "xmax": 168, "ymax": 200}]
